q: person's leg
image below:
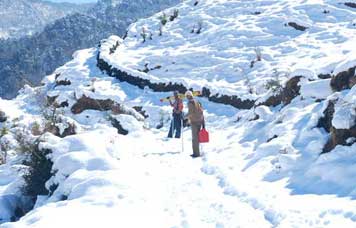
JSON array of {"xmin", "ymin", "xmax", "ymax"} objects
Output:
[
  {"xmin": 167, "ymin": 116, "xmax": 174, "ymax": 138},
  {"xmin": 174, "ymin": 114, "xmax": 182, "ymax": 138},
  {"xmin": 191, "ymin": 123, "xmax": 201, "ymax": 157}
]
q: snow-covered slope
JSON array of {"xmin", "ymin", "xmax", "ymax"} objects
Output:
[
  {"xmin": 103, "ymin": 0, "xmax": 356, "ymax": 101},
  {"xmin": 0, "ymin": 0, "xmax": 355, "ymax": 227},
  {"xmin": 0, "ymin": 0, "xmax": 181, "ymax": 99},
  {"xmin": 0, "ymin": 46, "xmax": 355, "ymax": 227}
]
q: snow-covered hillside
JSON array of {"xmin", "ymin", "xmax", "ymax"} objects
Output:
[
  {"xmin": 103, "ymin": 0, "xmax": 356, "ymax": 100},
  {"xmin": 103, "ymin": 0, "xmax": 356, "ymax": 102},
  {"xmin": 0, "ymin": 0, "xmax": 181, "ymax": 99},
  {"xmin": 0, "ymin": 0, "xmax": 355, "ymax": 227}
]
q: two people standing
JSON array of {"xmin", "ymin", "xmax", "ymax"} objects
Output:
[{"xmin": 167, "ymin": 90, "xmax": 205, "ymax": 157}]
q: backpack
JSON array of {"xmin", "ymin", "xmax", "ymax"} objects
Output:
[{"xmin": 189, "ymin": 100, "xmax": 204, "ymax": 123}]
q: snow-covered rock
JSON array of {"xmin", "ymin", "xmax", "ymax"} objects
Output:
[
  {"xmin": 332, "ymin": 87, "xmax": 356, "ymax": 129},
  {"xmin": 300, "ymin": 78, "xmax": 333, "ymax": 99}
]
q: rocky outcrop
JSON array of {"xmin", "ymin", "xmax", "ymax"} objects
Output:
[
  {"xmin": 133, "ymin": 106, "xmax": 149, "ymax": 118},
  {"xmin": 45, "ymin": 122, "xmax": 76, "ymax": 138},
  {"xmin": 0, "ymin": 110, "xmax": 7, "ymax": 122},
  {"xmin": 322, "ymin": 125, "xmax": 356, "ymax": 153},
  {"xmin": 318, "ymin": 74, "xmax": 331, "ymax": 79},
  {"xmin": 330, "ymin": 67, "xmax": 356, "ymax": 92},
  {"xmin": 46, "ymin": 96, "xmax": 69, "ymax": 108},
  {"xmin": 201, "ymin": 87, "xmax": 255, "ymax": 109},
  {"xmin": 345, "ymin": 2, "xmax": 356, "ymax": 8},
  {"xmin": 317, "ymin": 99, "xmax": 356, "ymax": 153},
  {"xmin": 317, "ymin": 100, "xmax": 336, "ymax": 133},
  {"xmin": 110, "ymin": 118, "xmax": 129, "ymax": 135},
  {"xmin": 282, "ymin": 76, "xmax": 303, "ymax": 104},
  {"xmin": 71, "ymin": 95, "xmax": 115, "ymax": 114},
  {"xmin": 287, "ymin": 22, "xmax": 308, "ymax": 31},
  {"xmin": 330, "ymin": 66, "xmax": 356, "ymax": 92},
  {"xmin": 97, "ymin": 54, "xmax": 255, "ymax": 109},
  {"xmin": 97, "ymin": 56, "xmax": 187, "ymax": 92},
  {"xmin": 55, "ymin": 78, "xmax": 71, "ymax": 87},
  {"xmin": 260, "ymin": 76, "xmax": 303, "ymax": 107},
  {"xmin": 71, "ymin": 95, "xmax": 145, "ymax": 123}
]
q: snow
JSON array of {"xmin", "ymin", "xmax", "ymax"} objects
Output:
[
  {"xmin": 254, "ymin": 105, "xmax": 273, "ymax": 121},
  {"xmin": 334, "ymin": 52, "xmax": 356, "ymax": 75},
  {"xmin": 1, "ymin": 47, "xmax": 355, "ymax": 226},
  {"xmin": 0, "ymin": 160, "xmax": 26, "ymax": 223},
  {"xmin": 300, "ymin": 78, "xmax": 333, "ymax": 99},
  {"xmin": 0, "ymin": 0, "xmax": 356, "ymax": 227},
  {"xmin": 332, "ymin": 87, "xmax": 356, "ymax": 129},
  {"xmin": 101, "ymin": 0, "xmax": 356, "ymax": 100}
]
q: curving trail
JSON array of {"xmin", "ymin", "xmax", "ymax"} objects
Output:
[{"xmin": 1, "ymin": 48, "xmax": 355, "ymax": 228}]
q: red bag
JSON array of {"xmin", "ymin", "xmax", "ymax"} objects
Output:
[{"xmin": 199, "ymin": 128, "xmax": 209, "ymax": 143}]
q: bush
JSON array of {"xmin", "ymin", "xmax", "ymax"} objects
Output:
[
  {"xmin": 169, "ymin": 9, "xmax": 179, "ymax": 21},
  {"xmin": 14, "ymin": 128, "xmax": 37, "ymax": 154},
  {"xmin": 22, "ymin": 145, "xmax": 55, "ymax": 203},
  {"xmin": 43, "ymin": 106, "xmax": 60, "ymax": 133},
  {"xmin": 191, "ymin": 21, "xmax": 203, "ymax": 34},
  {"xmin": 11, "ymin": 118, "xmax": 20, "ymax": 128},
  {"xmin": 31, "ymin": 121, "xmax": 42, "ymax": 136},
  {"xmin": 1, "ymin": 127, "xmax": 8, "ymax": 137},
  {"xmin": 254, "ymin": 47, "xmax": 262, "ymax": 61},
  {"xmin": 13, "ymin": 130, "xmax": 55, "ymax": 203},
  {"xmin": 141, "ymin": 27, "xmax": 147, "ymax": 43},
  {"xmin": 196, "ymin": 21, "xmax": 203, "ymax": 34},
  {"xmin": 159, "ymin": 13, "xmax": 168, "ymax": 26},
  {"xmin": 0, "ymin": 138, "xmax": 10, "ymax": 164},
  {"xmin": 158, "ymin": 24, "xmax": 163, "ymax": 36}
]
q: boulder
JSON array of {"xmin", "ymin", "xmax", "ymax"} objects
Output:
[
  {"xmin": 330, "ymin": 66, "xmax": 355, "ymax": 92},
  {"xmin": 317, "ymin": 99, "xmax": 336, "ymax": 133},
  {"xmin": 260, "ymin": 76, "xmax": 303, "ymax": 107},
  {"xmin": 71, "ymin": 95, "xmax": 115, "ymax": 114},
  {"xmin": 0, "ymin": 110, "xmax": 7, "ymax": 122},
  {"xmin": 322, "ymin": 125, "xmax": 356, "ymax": 153}
]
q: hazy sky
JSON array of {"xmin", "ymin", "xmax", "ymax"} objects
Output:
[{"xmin": 48, "ymin": 0, "xmax": 97, "ymax": 3}]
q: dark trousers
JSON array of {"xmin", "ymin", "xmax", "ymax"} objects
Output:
[
  {"xmin": 191, "ymin": 122, "xmax": 202, "ymax": 157},
  {"xmin": 168, "ymin": 113, "xmax": 182, "ymax": 138}
]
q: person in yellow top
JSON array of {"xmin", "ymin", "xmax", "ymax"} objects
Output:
[
  {"xmin": 184, "ymin": 91, "xmax": 204, "ymax": 158},
  {"xmin": 168, "ymin": 91, "xmax": 184, "ymax": 138}
]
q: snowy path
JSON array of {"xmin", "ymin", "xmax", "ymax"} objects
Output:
[
  {"xmin": 57, "ymin": 116, "xmax": 354, "ymax": 228},
  {"xmin": 122, "ymin": 122, "xmax": 356, "ymax": 227},
  {"xmin": 1, "ymin": 49, "xmax": 355, "ymax": 227},
  {"xmin": 110, "ymin": 146, "xmax": 272, "ymax": 228},
  {"xmin": 108, "ymin": 81, "xmax": 356, "ymax": 227},
  {"xmin": 84, "ymin": 81, "xmax": 355, "ymax": 227}
]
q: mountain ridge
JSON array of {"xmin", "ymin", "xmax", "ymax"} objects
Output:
[
  {"xmin": 0, "ymin": 0, "xmax": 92, "ymax": 39},
  {"xmin": 0, "ymin": 0, "xmax": 181, "ymax": 99}
]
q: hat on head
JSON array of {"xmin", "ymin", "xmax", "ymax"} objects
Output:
[{"xmin": 185, "ymin": 90, "xmax": 193, "ymax": 97}]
